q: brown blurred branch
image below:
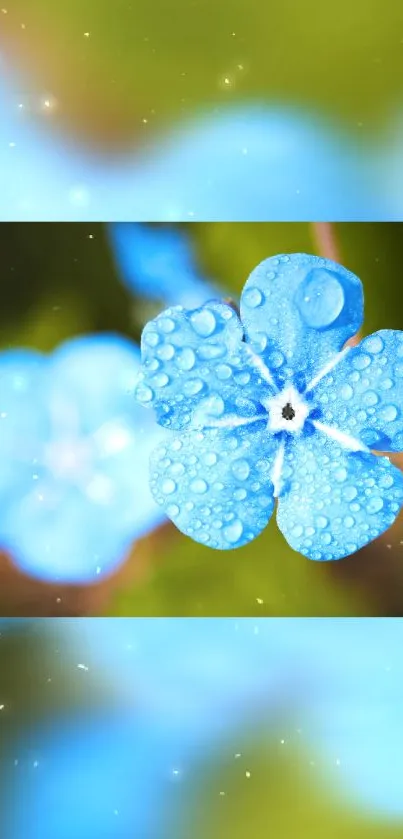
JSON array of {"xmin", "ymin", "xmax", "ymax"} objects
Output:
[{"xmin": 311, "ymin": 223, "xmax": 341, "ymax": 262}]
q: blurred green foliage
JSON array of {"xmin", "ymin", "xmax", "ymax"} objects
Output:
[
  {"xmin": 1, "ymin": 222, "xmax": 403, "ymax": 617},
  {"xmin": 3, "ymin": 0, "xmax": 403, "ymax": 144}
]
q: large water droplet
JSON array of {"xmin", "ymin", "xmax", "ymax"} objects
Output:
[
  {"xmin": 159, "ymin": 317, "xmax": 176, "ymax": 333},
  {"xmin": 161, "ymin": 478, "xmax": 176, "ymax": 495},
  {"xmin": 231, "ymin": 459, "xmax": 251, "ymax": 481},
  {"xmin": 367, "ymin": 496, "xmax": 384, "ymax": 514},
  {"xmin": 363, "ymin": 334, "xmax": 384, "ymax": 354},
  {"xmin": 136, "ymin": 383, "xmax": 154, "ymax": 403},
  {"xmin": 340, "ymin": 383, "xmax": 353, "ymax": 400},
  {"xmin": 243, "ymin": 286, "xmax": 264, "ymax": 308},
  {"xmin": 190, "ymin": 308, "xmax": 217, "ymax": 337},
  {"xmin": 379, "ymin": 404, "xmax": 398, "ymax": 423},
  {"xmin": 176, "ymin": 347, "xmax": 196, "ymax": 371},
  {"xmin": 144, "ymin": 330, "xmax": 161, "ymax": 347},
  {"xmin": 223, "ymin": 519, "xmax": 244, "ymax": 544},
  {"xmin": 295, "ymin": 269, "xmax": 345, "ymax": 329},
  {"xmin": 190, "ymin": 478, "xmax": 208, "ymax": 494},
  {"xmin": 183, "ymin": 378, "xmax": 204, "ymax": 396}
]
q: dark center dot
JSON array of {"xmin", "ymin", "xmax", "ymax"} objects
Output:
[{"xmin": 281, "ymin": 402, "xmax": 296, "ymax": 421}]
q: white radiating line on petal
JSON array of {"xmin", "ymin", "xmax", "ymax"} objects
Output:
[
  {"xmin": 244, "ymin": 345, "xmax": 277, "ymax": 390},
  {"xmin": 313, "ymin": 420, "xmax": 369, "ymax": 453},
  {"xmin": 271, "ymin": 441, "xmax": 285, "ymax": 497},
  {"xmin": 203, "ymin": 414, "xmax": 265, "ymax": 430},
  {"xmin": 305, "ymin": 347, "xmax": 350, "ymax": 393}
]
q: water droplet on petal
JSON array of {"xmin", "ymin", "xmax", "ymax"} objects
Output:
[
  {"xmin": 243, "ymin": 286, "xmax": 264, "ymax": 308},
  {"xmin": 176, "ymin": 347, "xmax": 196, "ymax": 371},
  {"xmin": 334, "ymin": 467, "xmax": 347, "ymax": 483},
  {"xmin": 183, "ymin": 378, "xmax": 204, "ymax": 396},
  {"xmin": 231, "ymin": 459, "xmax": 251, "ymax": 481},
  {"xmin": 161, "ymin": 478, "xmax": 176, "ymax": 494},
  {"xmin": 316, "ymin": 516, "xmax": 329, "ymax": 529},
  {"xmin": 223, "ymin": 519, "xmax": 244, "ymax": 544},
  {"xmin": 144, "ymin": 331, "xmax": 160, "ymax": 347},
  {"xmin": 340, "ymin": 384, "xmax": 353, "ymax": 400},
  {"xmin": 363, "ymin": 334, "xmax": 384, "ymax": 354},
  {"xmin": 136, "ymin": 383, "xmax": 154, "ymax": 403},
  {"xmin": 190, "ymin": 308, "xmax": 217, "ymax": 337},
  {"xmin": 379, "ymin": 404, "xmax": 398, "ymax": 422},
  {"xmin": 190, "ymin": 478, "xmax": 208, "ymax": 494},
  {"xmin": 367, "ymin": 496, "xmax": 384, "ymax": 514},
  {"xmin": 295, "ymin": 269, "xmax": 345, "ymax": 329}
]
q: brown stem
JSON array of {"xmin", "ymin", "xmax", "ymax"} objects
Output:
[{"xmin": 311, "ymin": 223, "xmax": 341, "ymax": 262}]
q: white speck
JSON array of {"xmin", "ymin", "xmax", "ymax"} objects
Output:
[
  {"xmin": 245, "ymin": 770, "xmax": 251, "ymax": 778},
  {"xmin": 335, "ymin": 759, "xmax": 341, "ymax": 766},
  {"xmin": 0, "ymin": 704, "xmax": 4, "ymax": 710},
  {"xmin": 280, "ymin": 739, "xmax": 285, "ymax": 745},
  {"xmin": 235, "ymin": 753, "xmax": 241, "ymax": 759},
  {"xmin": 77, "ymin": 663, "xmax": 89, "ymax": 671},
  {"xmin": 219, "ymin": 791, "xmax": 225, "ymax": 796},
  {"xmin": 9, "ymin": 142, "xmax": 16, "ymax": 148},
  {"xmin": 84, "ymin": 31, "xmax": 90, "ymax": 38},
  {"xmin": 256, "ymin": 597, "xmax": 264, "ymax": 604},
  {"xmin": 33, "ymin": 761, "xmax": 38, "ymax": 768}
]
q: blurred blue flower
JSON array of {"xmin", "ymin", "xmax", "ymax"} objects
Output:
[
  {"xmin": 109, "ymin": 223, "xmax": 221, "ymax": 308},
  {"xmin": 0, "ymin": 68, "xmax": 386, "ymax": 220},
  {"xmin": 5, "ymin": 713, "xmax": 189, "ymax": 839},
  {"xmin": 0, "ymin": 334, "xmax": 166, "ymax": 582},
  {"xmin": 52, "ymin": 618, "xmax": 403, "ymax": 823},
  {"xmin": 136, "ymin": 253, "xmax": 403, "ymax": 559}
]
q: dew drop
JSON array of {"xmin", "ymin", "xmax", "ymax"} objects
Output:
[
  {"xmin": 167, "ymin": 503, "xmax": 179, "ymax": 517},
  {"xmin": 243, "ymin": 286, "xmax": 264, "ymax": 308},
  {"xmin": 379, "ymin": 404, "xmax": 398, "ymax": 422},
  {"xmin": 176, "ymin": 347, "xmax": 196, "ymax": 371},
  {"xmin": 144, "ymin": 331, "xmax": 160, "ymax": 347},
  {"xmin": 216, "ymin": 363, "xmax": 232, "ymax": 381},
  {"xmin": 342, "ymin": 485, "xmax": 358, "ymax": 502},
  {"xmin": 223, "ymin": 519, "xmax": 244, "ymax": 544},
  {"xmin": 152, "ymin": 372, "xmax": 170, "ymax": 388},
  {"xmin": 159, "ymin": 317, "xmax": 176, "ymax": 333},
  {"xmin": 158, "ymin": 344, "xmax": 175, "ymax": 361},
  {"xmin": 343, "ymin": 516, "xmax": 355, "ymax": 528},
  {"xmin": 340, "ymin": 383, "xmax": 353, "ymax": 400},
  {"xmin": 295, "ymin": 269, "xmax": 345, "ymax": 329},
  {"xmin": 353, "ymin": 353, "xmax": 371, "ymax": 371},
  {"xmin": 363, "ymin": 334, "xmax": 384, "ymax": 354},
  {"xmin": 183, "ymin": 378, "xmax": 204, "ymax": 396},
  {"xmin": 367, "ymin": 496, "xmax": 384, "ymax": 514},
  {"xmin": 190, "ymin": 308, "xmax": 217, "ymax": 337},
  {"xmin": 316, "ymin": 515, "xmax": 329, "ymax": 529},
  {"xmin": 362, "ymin": 390, "xmax": 379, "ymax": 407},
  {"xmin": 190, "ymin": 478, "xmax": 208, "ymax": 494},
  {"xmin": 136, "ymin": 383, "xmax": 154, "ymax": 403},
  {"xmin": 334, "ymin": 467, "xmax": 347, "ymax": 483},
  {"xmin": 292, "ymin": 524, "xmax": 303, "ymax": 537},
  {"xmin": 161, "ymin": 478, "xmax": 176, "ymax": 495},
  {"xmin": 203, "ymin": 452, "xmax": 218, "ymax": 466},
  {"xmin": 231, "ymin": 459, "xmax": 251, "ymax": 481}
]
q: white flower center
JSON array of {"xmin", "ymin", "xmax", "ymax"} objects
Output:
[{"xmin": 262, "ymin": 386, "xmax": 310, "ymax": 434}]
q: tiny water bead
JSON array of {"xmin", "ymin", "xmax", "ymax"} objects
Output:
[{"xmin": 138, "ymin": 253, "xmax": 403, "ymax": 560}]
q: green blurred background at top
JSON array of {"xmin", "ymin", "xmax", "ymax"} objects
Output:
[{"xmin": 1, "ymin": 0, "xmax": 403, "ymax": 147}]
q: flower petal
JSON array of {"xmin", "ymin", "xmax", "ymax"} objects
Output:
[
  {"xmin": 137, "ymin": 301, "xmax": 274, "ymax": 430},
  {"xmin": 0, "ymin": 349, "xmax": 46, "ymax": 500},
  {"xmin": 240, "ymin": 253, "xmax": 363, "ymax": 385},
  {"xmin": 150, "ymin": 423, "xmax": 278, "ymax": 549},
  {"xmin": 312, "ymin": 329, "xmax": 403, "ymax": 451},
  {"xmin": 276, "ymin": 433, "xmax": 403, "ymax": 560}
]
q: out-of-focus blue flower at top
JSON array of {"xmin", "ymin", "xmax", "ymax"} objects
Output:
[
  {"xmin": 0, "ymin": 334, "xmax": 166, "ymax": 583},
  {"xmin": 109, "ymin": 223, "xmax": 221, "ymax": 309},
  {"xmin": 0, "ymin": 66, "xmax": 386, "ymax": 221},
  {"xmin": 136, "ymin": 253, "xmax": 403, "ymax": 560}
]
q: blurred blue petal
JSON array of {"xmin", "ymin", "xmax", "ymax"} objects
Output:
[
  {"xmin": 0, "ymin": 69, "xmax": 386, "ymax": 220},
  {"xmin": 0, "ymin": 335, "xmax": 166, "ymax": 582},
  {"xmin": 59, "ymin": 618, "xmax": 403, "ymax": 821},
  {"xmin": 109, "ymin": 223, "xmax": 221, "ymax": 307},
  {"xmin": 5, "ymin": 714, "xmax": 187, "ymax": 839}
]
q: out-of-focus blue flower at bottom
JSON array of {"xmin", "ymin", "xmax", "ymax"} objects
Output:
[
  {"xmin": 5, "ymin": 714, "xmax": 189, "ymax": 839},
  {"xmin": 63, "ymin": 618, "xmax": 403, "ymax": 822},
  {"xmin": 0, "ymin": 335, "xmax": 166, "ymax": 583},
  {"xmin": 109, "ymin": 223, "xmax": 222, "ymax": 309}
]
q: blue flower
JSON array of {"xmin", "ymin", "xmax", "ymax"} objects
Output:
[
  {"xmin": 0, "ymin": 334, "xmax": 166, "ymax": 582},
  {"xmin": 109, "ymin": 223, "xmax": 221, "ymax": 308},
  {"xmin": 4, "ymin": 713, "xmax": 187, "ymax": 839},
  {"xmin": 136, "ymin": 253, "xmax": 403, "ymax": 560}
]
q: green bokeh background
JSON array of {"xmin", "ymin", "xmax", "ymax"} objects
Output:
[
  {"xmin": 2, "ymin": 0, "xmax": 403, "ymax": 147},
  {"xmin": 0, "ymin": 222, "xmax": 402, "ymax": 618}
]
